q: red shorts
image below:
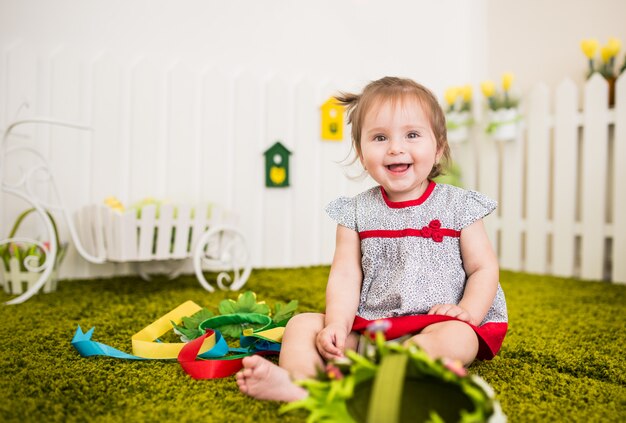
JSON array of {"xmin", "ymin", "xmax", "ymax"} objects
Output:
[{"xmin": 352, "ymin": 315, "xmax": 508, "ymax": 360}]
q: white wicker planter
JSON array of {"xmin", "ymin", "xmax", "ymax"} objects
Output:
[
  {"xmin": 73, "ymin": 203, "xmax": 251, "ymax": 292},
  {"xmin": 74, "ymin": 203, "xmax": 233, "ymax": 262}
]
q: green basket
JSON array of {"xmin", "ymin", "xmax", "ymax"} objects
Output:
[{"xmin": 281, "ymin": 333, "xmax": 504, "ymax": 423}]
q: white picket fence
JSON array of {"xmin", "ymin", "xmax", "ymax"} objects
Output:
[
  {"xmin": 455, "ymin": 73, "xmax": 625, "ymax": 283},
  {"xmin": 1, "ymin": 48, "xmax": 624, "ymax": 284}
]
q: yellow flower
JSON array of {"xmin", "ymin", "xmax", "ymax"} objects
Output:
[
  {"xmin": 580, "ymin": 39, "xmax": 599, "ymax": 59},
  {"xmin": 444, "ymin": 87, "xmax": 459, "ymax": 106},
  {"xmin": 104, "ymin": 196, "xmax": 125, "ymax": 212},
  {"xmin": 480, "ymin": 81, "xmax": 495, "ymax": 98},
  {"xmin": 461, "ymin": 85, "xmax": 472, "ymax": 102},
  {"xmin": 600, "ymin": 45, "xmax": 613, "ymax": 63},
  {"xmin": 607, "ymin": 37, "xmax": 622, "ymax": 56},
  {"xmin": 502, "ymin": 73, "xmax": 515, "ymax": 92}
]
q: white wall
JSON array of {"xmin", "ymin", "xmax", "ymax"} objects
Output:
[
  {"xmin": 1, "ymin": 0, "xmax": 625, "ymax": 279},
  {"xmin": 486, "ymin": 0, "xmax": 626, "ymax": 98}
]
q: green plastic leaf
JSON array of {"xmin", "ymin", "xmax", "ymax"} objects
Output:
[
  {"xmin": 170, "ymin": 308, "xmax": 214, "ymax": 341},
  {"xmin": 218, "ymin": 299, "xmax": 237, "ymax": 315},
  {"xmin": 218, "ymin": 291, "xmax": 270, "ymax": 315},
  {"xmin": 272, "ymin": 300, "xmax": 298, "ymax": 326}
]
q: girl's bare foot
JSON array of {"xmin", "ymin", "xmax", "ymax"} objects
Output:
[{"xmin": 235, "ymin": 355, "xmax": 308, "ymax": 402}]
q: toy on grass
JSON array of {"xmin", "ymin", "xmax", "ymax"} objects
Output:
[
  {"xmin": 281, "ymin": 321, "xmax": 505, "ymax": 423},
  {"xmin": 71, "ymin": 291, "xmax": 298, "ymax": 379}
]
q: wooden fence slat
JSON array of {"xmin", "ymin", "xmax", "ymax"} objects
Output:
[
  {"xmin": 118, "ymin": 210, "xmax": 137, "ymax": 262},
  {"xmin": 525, "ymin": 83, "xmax": 551, "ymax": 273},
  {"xmin": 155, "ymin": 204, "xmax": 174, "ymax": 259},
  {"xmin": 201, "ymin": 69, "xmax": 233, "ymax": 209},
  {"xmin": 263, "ymin": 75, "xmax": 292, "ymax": 268},
  {"xmin": 499, "ymin": 118, "xmax": 525, "ymax": 272},
  {"xmin": 318, "ymin": 81, "xmax": 350, "ymax": 264},
  {"xmin": 477, "ymin": 115, "xmax": 502, "ymax": 259},
  {"xmin": 580, "ymin": 74, "xmax": 609, "ymax": 280},
  {"xmin": 613, "ymin": 75, "xmax": 626, "ymax": 283},
  {"xmin": 232, "ymin": 72, "xmax": 264, "ymax": 268},
  {"xmin": 137, "ymin": 205, "xmax": 156, "ymax": 260},
  {"xmin": 552, "ymin": 79, "xmax": 578, "ymax": 277},
  {"xmin": 167, "ymin": 63, "xmax": 199, "ymax": 200},
  {"xmin": 172, "ymin": 204, "xmax": 191, "ymax": 258},
  {"xmin": 129, "ymin": 58, "xmax": 166, "ymax": 201},
  {"xmin": 91, "ymin": 55, "xmax": 124, "ymax": 203},
  {"xmin": 292, "ymin": 78, "xmax": 320, "ymax": 266}
]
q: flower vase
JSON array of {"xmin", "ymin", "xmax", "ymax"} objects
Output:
[
  {"xmin": 446, "ymin": 111, "xmax": 472, "ymax": 143},
  {"xmin": 487, "ymin": 108, "xmax": 520, "ymax": 142}
]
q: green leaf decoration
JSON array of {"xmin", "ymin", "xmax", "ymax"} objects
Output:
[
  {"xmin": 272, "ymin": 300, "xmax": 298, "ymax": 326},
  {"xmin": 171, "ymin": 308, "xmax": 214, "ymax": 341},
  {"xmin": 218, "ymin": 291, "xmax": 270, "ymax": 316}
]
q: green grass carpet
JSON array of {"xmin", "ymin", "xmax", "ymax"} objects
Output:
[{"xmin": 1, "ymin": 268, "xmax": 625, "ymax": 422}]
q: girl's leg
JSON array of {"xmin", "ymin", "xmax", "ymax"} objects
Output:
[
  {"xmin": 236, "ymin": 313, "xmax": 325, "ymax": 402},
  {"xmin": 404, "ymin": 320, "xmax": 479, "ymax": 366}
]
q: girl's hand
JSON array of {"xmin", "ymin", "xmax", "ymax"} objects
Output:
[
  {"xmin": 316, "ymin": 323, "xmax": 348, "ymax": 360},
  {"xmin": 428, "ymin": 304, "xmax": 473, "ymax": 323}
]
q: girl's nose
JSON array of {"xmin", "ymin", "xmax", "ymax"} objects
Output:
[{"xmin": 387, "ymin": 137, "xmax": 403, "ymax": 155}]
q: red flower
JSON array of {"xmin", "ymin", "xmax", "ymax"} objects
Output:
[
  {"xmin": 325, "ymin": 363, "xmax": 344, "ymax": 380},
  {"xmin": 429, "ymin": 220, "xmax": 442, "ymax": 229},
  {"xmin": 421, "ymin": 220, "xmax": 444, "ymax": 242}
]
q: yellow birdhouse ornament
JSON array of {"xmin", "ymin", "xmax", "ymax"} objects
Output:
[{"xmin": 321, "ymin": 97, "xmax": 344, "ymax": 141}]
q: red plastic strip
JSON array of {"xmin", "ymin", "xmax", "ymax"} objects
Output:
[{"xmin": 178, "ymin": 330, "xmax": 279, "ymax": 379}]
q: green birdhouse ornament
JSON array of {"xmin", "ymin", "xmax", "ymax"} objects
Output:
[{"xmin": 264, "ymin": 141, "xmax": 292, "ymax": 188}]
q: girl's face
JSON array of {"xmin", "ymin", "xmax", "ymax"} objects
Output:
[{"xmin": 359, "ymin": 97, "xmax": 442, "ymax": 202}]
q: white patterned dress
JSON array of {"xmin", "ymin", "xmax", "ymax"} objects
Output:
[{"xmin": 326, "ymin": 181, "xmax": 508, "ymax": 359}]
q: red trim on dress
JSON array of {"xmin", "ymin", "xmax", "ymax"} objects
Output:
[
  {"xmin": 352, "ymin": 315, "xmax": 508, "ymax": 360},
  {"xmin": 380, "ymin": 180, "xmax": 436, "ymax": 208},
  {"xmin": 359, "ymin": 219, "xmax": 461, "ymax": 241}
]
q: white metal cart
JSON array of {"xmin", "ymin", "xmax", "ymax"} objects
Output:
[{"xmin": 1, "ymin": 118, "xmax": 251, "ymax": 305}]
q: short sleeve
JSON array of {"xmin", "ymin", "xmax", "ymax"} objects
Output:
[
  {"xmin": 325, "ymin": 196, "xmax": 357, "ymax": 231},
  {"xmin": 458, "ymin": 190, "xmax": 497, "ymax": 229}
]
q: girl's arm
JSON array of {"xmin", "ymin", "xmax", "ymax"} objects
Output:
[
  {"xmin": 428, "ymin": 219, "xmax": 499, "ymax": 326},
  {"xmin": 458, "ymin": 219, "xmax": 499, "ymax": 326},
  {"xmin": 317, "ymin": 224, "xmax": 363, "ymax": 359}
]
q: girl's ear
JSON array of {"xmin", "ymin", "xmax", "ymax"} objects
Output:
[
  {"xmin": 358, "ymin": 153, "xmax": 366, "ymax": 171},
  {"xmin": 435, "ymin": 146, "xmax": 444, "ymax": 163}
]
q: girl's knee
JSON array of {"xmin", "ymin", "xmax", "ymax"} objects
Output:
[
  {"xmin": 406, "ymin": 321, "xmax": 479, "ymax": 365},
  {"xmin": 285, "ymin": 312, "xmax": 325, "ymax": 331}
]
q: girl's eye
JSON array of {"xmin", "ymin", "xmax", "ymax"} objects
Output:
[
  {"xmin": 407, "ymin": 132, "xmax": 420, "ymax": 139},
  {"xmin": 374, "ymin": 135, "xmax": 387, "ymax": 142}
]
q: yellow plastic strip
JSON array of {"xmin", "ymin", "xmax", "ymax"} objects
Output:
[
  {"xmin": 243, "ymin": 326, "xmax": 285, "ymax": 343},
  {"xmin": 131, "ymin": 300, "xmax": 215, "ymax": 359}
]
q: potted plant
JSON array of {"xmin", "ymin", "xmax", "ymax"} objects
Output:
[
  {"xmin": 444, "ymin": 85, "xmax": 474, "ymax": 143},
  {"xmin": 581, "ymin": 37, "xmax": 624, "ymax": 107},
  {"xmin": 481, "ymin": 73, "xmax": 521, "ymax": 142}
]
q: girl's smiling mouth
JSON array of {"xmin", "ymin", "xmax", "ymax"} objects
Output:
[{"xmin": 386, "ymin": 163, "xmax": 412, "ymax": 173}]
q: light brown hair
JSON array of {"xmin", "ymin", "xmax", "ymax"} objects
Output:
[{"xmin": 336, "ymin": 76, "xmax": 451, "ymax": 178}]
